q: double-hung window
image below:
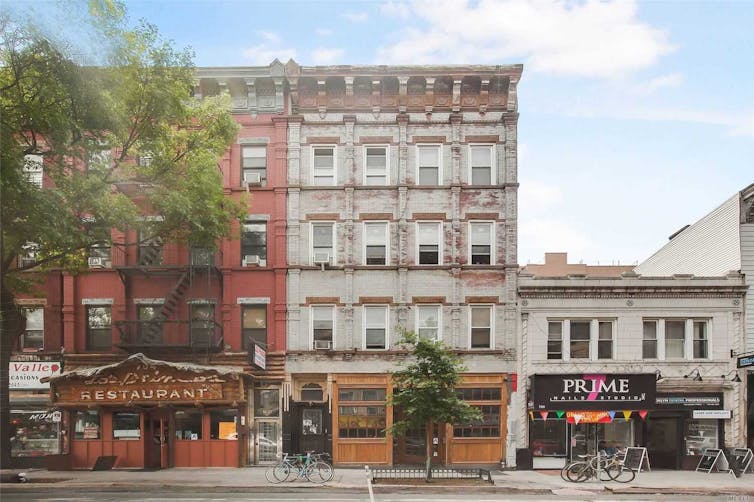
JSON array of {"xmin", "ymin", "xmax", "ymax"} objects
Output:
[
  {"xmin": 23, "ymin": 154, "xmax": 43, "ymax": 188},
  {"xmin": 470, "ymin": 305, "xmax": 493, "ymax": 349},
  {"xmin": 597, "ymin": 321, "xmax": 613, "ymax": 359},
  {"xmin": 417, "ymin": 222, "xmax": 442, "ymax": 265},
  {"xmin": 311, "ymin": 305, "xmax": 335, "ymax": 350},
  {"xmin": 241, "ymin": 145, "xmax": 267, "ymax": 186},
  {"xmin": 644, "ymin": 319, "xmax": 709, "ymax": 360},
  {"xmin": 21, "ymin": 308, "xmax": 44, "ymax": 351},
  {"xmin": 242, "ymin": 221, "xmax": 267, "ymax": 266},
  {"xmin": 311, "ymin": 222, "xmax": 335, "ymax": 265},
  {"xmin": 416, "ymin": 305, "xmax": 441, "ymax": 341},
  {"xmin": 569, "ymin": 321, "xmax": 591, "ymax": 359},
  {"xmin": 665, "ymin": 320, "xmax": 685, "ymax": 358},
  {"xmin": 417, "ymin": 145, "xmax": 441, "ymax": 185},
  {"xmin": 693, "ymin": 321, "xmax": 708, "ymax": 358},
  {"xmin": 642, "ymin": 321, "xmax": 658, "ymax": 359},
  {"xmin": 469, "ymin": 222, "xmax": 493, "ymax": 264},
  {"xmin": 550, "ymin": 319, "xmax": 614, "ymax": 361},
  {"xmin": 86, "ymin": 306, "xmax": 112, "ymax": 351},
  {"xmin": 469, "ymin": 144, "xmax": 494, "ymax": 185},
  {"xmin": 190, "ymin": 303, "xmax": 215, "ymax": 348},
  {"xmin": 364, "ymin": 221, "xmax": 388, "ymax": 265},
  {"xmin": 364, "ymin": 146, "xmax": 388, "ymax": 185},
  {"xmin": 547, "ymin": 321, "xmax": 562, "ymax": 360},
  {"xmin": 242, "ymin": 305, "xmax": 267, "ymax": 350},
  {"xmin": 364, "ymin": 305, "xmax": 388, "ymax": 350},
  {"xmin": 312, "ymin": 146, "xmax": 336, "ymax": 186}
]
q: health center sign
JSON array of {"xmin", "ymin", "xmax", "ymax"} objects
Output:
[
  {"xmin": 9, "ymin": 360, "xmax": 62, "ymax": 389},
  {"xmin": 530, "ymin": 373, "xmax": 656, "ymax": 411}
]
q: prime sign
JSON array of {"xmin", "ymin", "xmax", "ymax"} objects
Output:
[{"xmin": 531, "ymin": 373, "xmax": 656, "ymax": 410}]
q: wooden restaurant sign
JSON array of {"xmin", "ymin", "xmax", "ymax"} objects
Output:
[{"xmin": 47, "ymin": 353, "xmax": 243, "ymax": 406}]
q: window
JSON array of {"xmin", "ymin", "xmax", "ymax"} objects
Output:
[
  {"xmin": 417, "ymin": 221, "xmax": 442, "ymax": 265},
  {"xmin": 642, "ymin": 321, "xmax": 657, "ymax": 359},
  {"xmin": 470, "ymin": 305, "xmax": 493, "ymax": 348},
  {"xmin": 416, "ymin": 145, "xmax": 440, "ymax": 185},
  {"xmin": 685, "ymin": 419, "xmax": 718, "ymax": 455},
  {"xmin": 364, "ymin": 221, "xmax": 388, "ymax": 265},
  {"xmin": 301, "ymin": 383, "xmax": 324, "ymax": 401},
  {"xmin": 241, "ymin": 145, "xmax": 266, "ymax": 186},
  {"xmin": 190, "ymin": 246, "xmax": 214, "ymax": 266},
  {"xmin": 10, "ymin": 409, "xmax": 62, "ymax": 457},
  {"xmin": 457, "ymin": 388, "xmax": 501, "ymax": 401},
  {"xmin": 665, "ymin": 320, "xmax": 685, "ymax": 358},
  {"xmin": 569, "ymin": 321, "xmax": 590, "ymax": 359},
  {"xmin": 210, "ymin": 409, "xmax": 237, "ymax": 440},
  {"xmin": 693, "ymin": 321, "xmax": 708, "ymax": 359},
  {"xmin": 254, "ymin": 388, "xmax": 280, "ymax": 417},
  {"xmin": 547, "ymin": 321, "xmax": 562, "ymax": 360},
  {"xmin": 241, "ymin": 221, "xmax": 267, "ymax": 266},
  {"xmin": 364, "ymin": 146, "xmax": 388, "ymax": 185},
  {"xmin": 338, "ymin": 387, "xmax": 387, "ymax": 438},
  {"xmin": 364, "ymin": 305, "xmax": 388, "ymax": 349},
  {"xmin": 87, "ymin": 144, "xmax": 112, "ymax": 172},
  {"xmin": 112, "ymin": 411, "xmax": 140, "ymax": 439},
  {"xmin": 23, "ymin": 154, "xmax": 43, "ymax": 187},
  {"xmin": 311, "ymin": 222, "xmax": 335, "ymax": 265},
  {"xmin": 242, "ymin": 305, "xmax": 267, "ymax": 350},
  {"xmin": 311, "ymin": 305, "xmax": 334, "ymax": 349},
  {"xmin": 86, "ymin": 306, "xmax": 111, "ymax": 351},
  {"xmin": 597, "ymin": 321, "xmax": 613, "ymax": 359},
  {"xmin": 312, "ymin": 146, "xmax": 336, "ymax": 185},
  {"xmin": 175, "ymin": 410, "xmax": 202, "ymax": 440},
  {"xmin": 88, "ymin": 241, "xmax": 111, "ymax": 267},
  {"xmin": 137, "ymin": 305, "xmax": 163, "ymax": 344},
  {"xmin": 74, "ymin": 410, "xmax": 100, "ymax": 439},
  {"xmin": 469, "ymin": 222, "xmax": 493, "ymax": 264},
  {"xmin": 138, "ymin": 229, "xmax": 162, "ymax": 266},
  {"xmin": 416, "ymin": 305, "xmax": 441, "ymax": 341},
  {"xmin": 19, "ymin": 242, "xmax": 39, "ymax": 268},
  {"xmin": 454, "ymin": 387, "xmax": 502, "ymax": 438},
  {"xmin": 190, "ymin": 303, "xmax": 215, "ymax": 347},
  {"xmin": 530, "ymin": 418, "xmax": 567, "ymax": 457},
  {"xmin": 21, "ymin": 308, "xmax": 43, "ymax": 351},
  {"xmin": 302, "ymin": 409, "xmax": 322, "ymax": 435},
  {"xmin": 469, "ymin": 145, "xmax": 494, "ymax": 185}
]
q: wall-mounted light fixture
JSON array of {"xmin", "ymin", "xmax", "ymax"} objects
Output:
[{"xmin": 684, "ymin": 368, "xmax": 703, "ymax": 382}]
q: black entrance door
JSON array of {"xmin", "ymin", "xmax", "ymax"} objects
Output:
[
  {"xmin": 646, "ymin": 416, "xmax": 681, "ymax": 469},
  {"xmin": 287, "ymin": 403, "xmax": 331, "ymax": 455}
]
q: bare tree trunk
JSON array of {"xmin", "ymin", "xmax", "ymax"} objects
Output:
[
  {"xmin": 425, "ymin": 421, "xmax": 432, "ymax": 482},
  {"xmin": 0, "ymin": 280, "xmax": 24, "ymax": 469}
]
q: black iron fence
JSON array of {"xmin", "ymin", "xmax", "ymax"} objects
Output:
[{"xmin": 370, "ymin": 467, "xmax": 493, "ymax": 484}]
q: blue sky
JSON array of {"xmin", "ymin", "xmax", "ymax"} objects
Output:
[{"xmin": 12, "ymin": 0, "xmax": 754, "ymax": 266}]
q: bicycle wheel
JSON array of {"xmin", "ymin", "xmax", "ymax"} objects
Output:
[
  {"xmin": 606, "ymin": 464, "xmax": 635, "ymax": 483},
  {"xmin": 565, "ymin": 462, "xmax": 591, "ymax": 482},
  {"xmin": 265, "ymin": 463, "xmax": 289, "ymax": 483},
  {"xmin": 306, "ymin": 461, "xmax": 334, "ymax": 484}
]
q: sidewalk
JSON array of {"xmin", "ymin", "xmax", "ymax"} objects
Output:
[{"xmin": 1, "ymin": 466, "xmax": 752, "ymax": 496}]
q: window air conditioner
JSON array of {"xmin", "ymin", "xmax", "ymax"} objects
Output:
[
  {"xmin": 314, "ymin": 340, "xmax": 332, "ymax": 350},
  {"xmin": 243, "ymin": 172, "xmax": 262, "ymax": 186},
  {"xmin": 242, "ymin": 255, "xmax": 260, "ymax": 267},
  {"xmin": 313, "ymin": 252, "xmax": 331, "ymax": 265},
  {"xmin": 88, "ymin": 257, "xmax": 105, "ymax": 268}
]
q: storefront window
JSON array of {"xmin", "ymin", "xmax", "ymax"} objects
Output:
[
  {"xmin": 113, "ymin": 411, "xmax": 141, "ymax": 439},
  {"xmin": 685, "ymin": 419, "xmax": 718, "ymax": 455},
  {"xmin": 254, "ymin": 388, "xmax": 280, "ymax": 418},
  {"xmin": 74, "ymin": 410, "xmax": 101, "ymax": 439},
  {"xmin": 210, "ymin": 409, "xmax": 238, "ymax": 440},
  {"xmin": 338, "ymin": 406, "xmax": 386, "ymax": 438},
  {"xmin": 530, "ymin": 419, "xmax": 566, "ymax": 457},
  {"xmin": 175, "ymin": 410, "xmax": 202, "ymax": 440},
  {"xmin": 10, "ymin": 409, "xmax": 61, "ymax": 457},
  {"xmin": 453, "ymin": 404, "xmax": 500, "ymax": 437},
  {"xmin": 339, "ymin": 388, "xmax": 386, "ymax": 401}
]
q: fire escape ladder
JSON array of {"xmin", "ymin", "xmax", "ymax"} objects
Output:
[
  {"xmin": 137, "ymin": 271, "xmax": 190, "ymax": 346},
  {"xmin": 139, "ymin": 236, "xmax": 163, "ymax": 266}
]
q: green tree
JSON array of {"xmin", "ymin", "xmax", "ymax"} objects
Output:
[
  {"xmin": 0, "ymin": 2, "xmax": 240, "ymax": 468},
  {"xmin": 387, "ymin": 331, "xmax": 482, "ymax": 479}
]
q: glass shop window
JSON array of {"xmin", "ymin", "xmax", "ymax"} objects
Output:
[
  {"xmin": 175, "ymin": 410, "xmax": 203, "ymax": 440},
  {"xmin": 530, "ymin": 419, "xmax": 567, "ymax": 457},
  {"xmin": 210, "ymin": 409, "xmax": 238, "ymax": 440},
  {"xmin": 113, "ymin": 411, "xmax": 141, "ymax": 439},
  {"xmin": 74, "ymin": 410, "xmax": 101, "ymax": 439},
  {"xmin": 10, "ymin": 409, "xmax": 62, "ymax": 457},
  {"xmin": 685, "ymin": 419, "xmax": 718, "ymax": 456}
]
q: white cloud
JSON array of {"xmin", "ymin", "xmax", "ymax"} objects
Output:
[
  {"xmin": 242, "ymin": 31, "xmax": 296, "ymax": 65},
  {"xmin": 316, "ymin": 28, "xmax": 333, "ymax": 37},
  {"xmin": 632, "ymin": 72, "xmax": 684, "ymax": 95},
  {"xmin": 342, "ymin": 11, "xmax": 369, "ymax": 22},
  {"xmin": 380, "ymin": 1, "xmax": 411, "ymax": 19},
  {"xmin": 375, "ymin": 0, "xmax": 675, "ymax": 78},
  {"xmin": 310, "ymin": 47, "xmax": 345, "ymax": 65}
]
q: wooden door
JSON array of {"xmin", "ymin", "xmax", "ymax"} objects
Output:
[{"xmin": 394, "ymin": 421, "xmax": 445, "ymax": 465}]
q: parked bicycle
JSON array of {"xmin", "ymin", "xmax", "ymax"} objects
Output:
[
  {"xmin": 265, "ymin": 451, "xmax": 334, "ymax": 484},
  {"xmin": 561, "ymin": 450, "xmax": 635, "ymax": 483}
]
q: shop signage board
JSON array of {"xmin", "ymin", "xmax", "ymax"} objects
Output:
[
  {"xmin": 692, "ymin": 409, "xmax": 731, "ymax": 419},
  {"xmin": 656, "ymin": 393, "xmax": 723, "ymax": 410},
  {"xmin": 623, "ymin": 447, "xmax": 651, "ymax": 472},
  {"xmin": 253, "ymin": 344, "xmax": 266, "ymax": 370},
  {"xmin": 695, "ymin": 448, "xmax": 725, "ymax": 473},
  {"xmin": 737, "ymin": 355, "xmax": 754, "ymax": 369},
  {"xmin": 530, "ymin": 374, "xmax": 656, "ymax": 411},
  {"xmin": 728, "ymin": 448, "xmax": 753, "ymax": 478},
  {"xmin": 9, "ymin": 360, "xmax": 62, "ymax": 389}
]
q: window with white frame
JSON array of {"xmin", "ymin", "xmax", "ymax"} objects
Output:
[
  {"xmin": 364, "ymin": 146, "xmax": 388, "ymax": 185},
  {"xmin": 311, "ymin": 222, "xmax": 335, "ymax": 265},
  {"xmin": 23, "ymin": 154, "xmax": 43, "ymax": 187},
  {"xmin": 416, "ymin": 305, "xmax": 441, "ymax": 341},
  {"xmin": 364, "ymin": 221, "xmax": 388, "ymax": 265},
  {"xmin": 87, "ymin": 142, "xmax": 112, "ymax": 172},
  {"xmin": 547, "ymin": 321, "xmax": 562, "ymax": 360},
  {"xmin": 469, "ymin": 221, "xmax": 493, "ymax": 264},
  {"xmin": 416, "ymin": 145, "xmax": 441, "ymax": 185},
  {"xmin": 241, "ymin": 145, "xmax": 267, "ymax": 186},
  {"xmin": 470, "ymin": 305, "xmax": 493, "ymax": 348},
  {"xmin": 569, "ymin": 321, "xmax": 590, "ymax": 359},
  {"xmin": 642, "ymin": 321, "xmax": 658, "ymax": 359},
  {"xmin": 242, "ymin": 221, "xmax": 267, "ymax": 266},
  {"xmin": 597, "ymin": 321, "xmax": 613, "ymax": 359},
  {"xmin": 311, "ymin": 305, "xmax": 335, "ymax": 349},
  {"xmin": 364, "ymin": 305, "xmax": 388, "ymax": 349},
  {"xmin": 312, "ymin": 146, "xmax": 336, "ymax": 186},
  {"xmin": 86, "ymin": 305, "xmax": 112, "ymax": 351},
  {"xmin": 469, "ymin": 145, "xmax": 494, "ymax": 185},
  {"xmin": 665, "ymin": 320, "xmax": 685, "ymax": 358},
  {"xmin": 417, "ymin": 221, "xmax": 442, "ymax": 265},
  {"xmin": 693, "ymin": 321, "xmax": 708, "ymax": 359},
  {"xmin": 21, "ymin": 308, "xmax": 44, "ymax": 350},
  {"xmin": 643, "ymin": 319, "xmax": 710, "ymax": 360}
]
